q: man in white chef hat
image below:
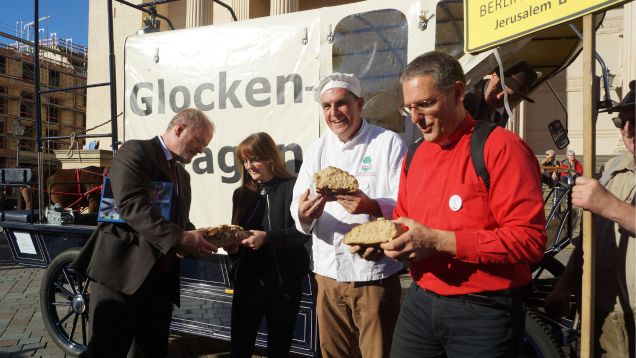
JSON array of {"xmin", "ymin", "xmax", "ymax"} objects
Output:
[{"xmin": 290, "ymin": 73, "xmax": 407, "ymax": 358}]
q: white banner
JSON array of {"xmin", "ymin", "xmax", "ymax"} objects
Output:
[{"xmin": 124, "ymin": 13, "xmax": 321, "ymax": 228}]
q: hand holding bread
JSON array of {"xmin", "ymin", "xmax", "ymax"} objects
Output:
[
  {"xmin": 313, "ymin": 166, "xmax": 358, "ymax": 194},
  {"xmin": 344, "ymin": 218, "xmax": 404, "ymax": 261},
  {"xmin": 206, "ymin": 224, "xmax": 250, "ymax": 248}
]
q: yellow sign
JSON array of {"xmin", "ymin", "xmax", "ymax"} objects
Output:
[{"xmin": 464, "ymin": 0, "xmax": 629, "ymax": 53}]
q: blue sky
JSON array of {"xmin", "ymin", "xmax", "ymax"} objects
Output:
[{"xmin": 0, "ymin": 0, "xmax": 88, "ymax": 47}]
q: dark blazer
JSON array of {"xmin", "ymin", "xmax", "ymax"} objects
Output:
[
  {"xmin": 464, "ymin": 79, "xmax": 509, "ymax": 127},
  {"xmin": 72, "ymin": 136, "xmax": 193, "ymax": 304}
]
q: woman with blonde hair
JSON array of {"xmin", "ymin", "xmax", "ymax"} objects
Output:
[{"xmin": 229, "ymin": 132, "xmax": 310, "ymax": 358}]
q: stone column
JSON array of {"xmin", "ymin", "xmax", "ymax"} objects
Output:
[
  {"xmin": 232, "ymin": 0, "xmax": 250, "ymax": 20},
  {"xmin": 186, "ymin": 0, "xmax": 212, "ymax": 28},
  {"xmin": 622, "ymin": 2, "xmax": 635, "ymax": 85},
  {"xmin": 270, "ymin": 0, "xmax": 299, "ymax": 15}
]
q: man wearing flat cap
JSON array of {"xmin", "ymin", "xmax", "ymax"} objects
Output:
[
  {"xmin": 464, "ymin": 61, "xmax": 538, "ymax": 127},
  {"xmin": 290, "ymin": 72, "xmax": 406, "ymax": 358},
  {"xmin": 546, "ymin": 80, "xmax": 635, "ymax": 357}
]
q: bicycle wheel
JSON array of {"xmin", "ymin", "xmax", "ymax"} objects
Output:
[
  {"xmin": 519, "ymin": 311, "xmax": 565, "ymax": 358},
  {"xmin": 40, "ymin": 248, "xmax": 89, "ymax": 356}
]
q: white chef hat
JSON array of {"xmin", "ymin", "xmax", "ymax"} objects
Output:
[{"xmin": 313, "ymin": 73, "xmax": 362, "ymax": 102}]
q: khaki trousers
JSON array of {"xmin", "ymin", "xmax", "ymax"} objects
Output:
[
  {"xmin": 315, "ymin": 273, "xmax": 401, "ymax": 358},
  {"xmin": 597, "ymin": 310, "xmax": 635, "ymax": 358}
]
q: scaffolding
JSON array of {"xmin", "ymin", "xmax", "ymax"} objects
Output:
[{"xmin": 0, "ymin": 32, "xmax": 88, "ymax": 173}]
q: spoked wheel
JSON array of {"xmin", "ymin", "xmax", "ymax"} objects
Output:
[
  {"xmin": 40, "ymin": 248, "xmax": 90, "ymax": 356},
  {"xmin": 519, "ymin": 311, "xmax": 565, "ymax": 358}
]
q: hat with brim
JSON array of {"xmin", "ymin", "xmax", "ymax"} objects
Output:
[
  {"xmin": 613, "ymin": 80, "xmax": 635, "ymax": 111},
  {"xmin": 501, "ymin": 61, "xmax": 538, "ymax": 103},
  {"xmin": 600, "ymin": 80, "xmax": 635, "ymax": 113}
]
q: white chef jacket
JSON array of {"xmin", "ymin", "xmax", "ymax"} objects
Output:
[{"xmin": 290, "ymin": 119, "xmax": 407, "ymax": 282}]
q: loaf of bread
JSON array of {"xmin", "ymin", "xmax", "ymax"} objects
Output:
[
  {"xmin": 206, "ymin": 224, "xmax": 249, "ymax": 247},
  {"xmin": 343, "ymin": 218, "xmax": 404, "ymax": 245},
  {"xmin": 313, "ymin": 166, "xmax": 358, "ymax": 194}
]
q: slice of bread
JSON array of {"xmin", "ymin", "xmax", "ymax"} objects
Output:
[
  {"xmin": 206, "ymin": 224, "xmax": 249, "ymax": 247},
  {"xmin": 313, "ymin": 166, "xmax": 359, "ymax": 194},
  {"xmin": 343, "ymin": 218, "xmax": 404, "ymax": 245}
]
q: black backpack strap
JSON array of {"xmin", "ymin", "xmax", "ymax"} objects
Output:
[
  {"xmin": 404, "ymin": 138, "xmax": 423, "ymax": 176},
  {"xmin": 470, "ymin": 120, "xmax": 497, "ymax": 190}
]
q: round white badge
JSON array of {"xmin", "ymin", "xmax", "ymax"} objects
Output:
[{"xmin": 449, "ymin": 194, "xmax": 462, "ymax": 212}]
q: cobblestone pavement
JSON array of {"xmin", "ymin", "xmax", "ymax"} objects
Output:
[{"xmin": 0, "ymin": 237, "xmax": 262, "ymax": 358}]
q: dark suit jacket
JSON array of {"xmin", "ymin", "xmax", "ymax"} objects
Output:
[
  {"xmin": 72, "ymin": 136, "xmax": 194, "ymax": 304},
  {"xmin": 464, "ymin": 79, "xmax": 509, "ymax": 127}
]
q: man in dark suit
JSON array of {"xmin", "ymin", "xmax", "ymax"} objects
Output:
[
  {"xmin": 464, "ymin": 61, "xmax": 538, "ymax": 127},
  {"xmin": 72, "ymin": 108, "xmax": 218, "ymax": 357}
]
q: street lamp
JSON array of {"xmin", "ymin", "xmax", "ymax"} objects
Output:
[{"xmin": 14, "ymin": 125, "xmax": 25, "ymax": 167}]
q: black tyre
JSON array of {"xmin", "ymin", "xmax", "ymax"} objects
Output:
[
  {"xmin": 40, "ymin": 248, "xmax": 89, "ymax": 356},
  {"xmin": 519, "ymin": 312, "xmax": 565, "ymax": 358}
]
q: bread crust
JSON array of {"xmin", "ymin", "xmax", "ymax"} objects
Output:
[
  {"xmin": 206, "ymin": 224, "xmax": 249, "ymax": 247},
  {"xmin": 343, "ymin": 218, "xmax": 404, "ymax": 245},
  {"xmin": 313, "ymin": 166, "xmax": 359, "ymax": 194}
]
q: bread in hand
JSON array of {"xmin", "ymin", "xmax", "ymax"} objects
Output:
[
  {"xmin": 206, "ymin": 224, "xmax": 249, "ymax": 247},
  {"xmin": 313, "ymin": 166, "xmax": 358, "ymax": 194},
  {"xmin": 343, "ymin": 218, "xmax": 404, "ymax": 245}
]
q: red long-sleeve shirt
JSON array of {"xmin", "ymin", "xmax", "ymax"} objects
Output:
[{"xmin": 394, "ymin": 116, "xmax": 546, "ymax": 295}]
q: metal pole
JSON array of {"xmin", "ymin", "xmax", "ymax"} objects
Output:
[
  {"xmin": 107, "ymin": 0, "xmax": 119, "ymax": 153},
  {"xmin": 34, "ymin": 0, "xmax": 45, "ymax": 222},
  {"xmin": 581, "ymin": 13, "xmax": 597, "ymax": 357},
  {"xmin": 16, "ymin": 139, "xmax": 20, "ymax": 167}
]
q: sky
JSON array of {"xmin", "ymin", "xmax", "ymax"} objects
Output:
[{"xmin": 0, "ymin": 0, "xmax": 89, "ymax": 47}]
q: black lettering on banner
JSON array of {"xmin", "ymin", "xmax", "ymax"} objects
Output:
[
  {"xmin": 128, "ymin": 72, "xmax": 307, "ymax": 116},
  {"xmin": 277, "ymin": 74, "xmax": 303, "ymax": 104},
  {"xmin": 194, "ymin": 83, "xmax": 215, "ymax": 111},
  {"xmin": 169, "ymin": 86, "xmax": 191, "ymax": 113},
  {"xmin": 192, "ymin": 147, "xmax": 214, "ymax": 174},
  {"xmin": 158, "ymin": 79, "xmax": 165, "ymax": 114},
  {"xmin": 245, "ymin": 77, "xmax": 271, "ymax": 107},
  {"xmin": 559, "ymin": 0, "xmax": 567, "ymax": 4},
  {"xmin": 278, "ymin": 143, "xmax": 303, "ymax": 173},
  {"xmin": 219, "ymin": 71, "xmax": 242, "ymax": 109},
  {"xmin": 130, "ymin": 82, "xmax": 153, "ymax": 115},
  {"xmin": 218, "ymin": 145, "xmax": 240, "ymax": 183},
  {"xmin": 190, "ymin": 143, "xmax": 303, "ymax": 181}
]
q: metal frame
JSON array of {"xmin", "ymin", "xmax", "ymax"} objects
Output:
[{"xmin": 29, "ymin": 0, "xmax": 236, "ymax": 223}]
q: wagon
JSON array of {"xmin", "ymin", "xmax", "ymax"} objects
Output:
[{"xmin": 1, "ymin": 0, "xmax": 616, "ymax": 356}]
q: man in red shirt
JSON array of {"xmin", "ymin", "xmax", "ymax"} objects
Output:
[{"xmin": 381, "ymin": 51, "xmax": 547, "ymax": 357}]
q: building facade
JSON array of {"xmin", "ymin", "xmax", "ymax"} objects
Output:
[
  {"xmin": 86, "ymin": 0, "xmax": 635, "ymax": 165},
  {"xmin": 0, "ymin": 41, "xmax": 87, "ymax": 170}
]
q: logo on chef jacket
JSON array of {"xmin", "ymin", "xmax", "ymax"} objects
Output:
[{"xmin": 360, "ymin": 156, "xmax": 372, "ymax": 173}]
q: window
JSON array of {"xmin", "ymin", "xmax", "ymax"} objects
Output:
[
  {"xmin": 0, "ymin": 87, "xmax": 6, "ymax": 114},
  {"xmin": 49, "ymin": 69, "xmax": 60, "ymax": 87},
  {"xmin": 47, "ymin": 129, "xmax": 61, "ymax": 150},
  {"xmin": 76, "ymin": 94, "xmax": 85, "ymax": 108},
  {"xmin": 0, "ymin": 56, "xmax": 5, "ymax": 74},
  {"xmin": 47, "ymin": 97, "xmax": 61, "ymax": 123},
  {"xmin": 20, "ymin": 92, "xmax": 34, "ymax": 119},
  {"xmin": 22, "ymin": 63, "xmax": 34, "ymax": 81},
  {"xmin": 19, "ymin": 125, "xmax": 34, "ymax": 152},
  {"xmin": 332, "ymin": 9, "xmax": 408, "ymax": 133},
  {"xmin": 0, "ymin": 120, "xmax": 5, "ymax": 149},
  {"xmin": 435, "ymin": 1, "xmax": 464, "ymax": 58}
]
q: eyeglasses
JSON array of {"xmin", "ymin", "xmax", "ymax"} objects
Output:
[
  {"xmin": 241, "ymin": 158, "xmax": 266, "ymax": 167},
  {"xmin": 399, "ymin": 85, "xmax": 454, "ymax": 117}
]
